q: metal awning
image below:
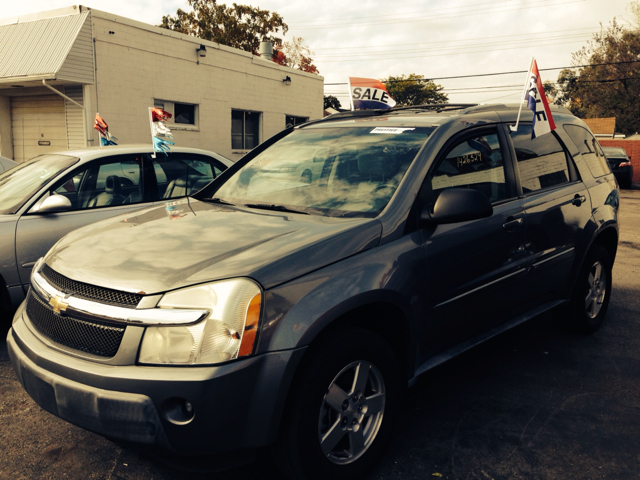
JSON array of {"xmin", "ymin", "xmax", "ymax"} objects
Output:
[{"xmin": 0, "ymin": 10, "xmax": 94, "ymax": 86}]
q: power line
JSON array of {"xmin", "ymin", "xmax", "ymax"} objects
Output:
[
  {"xmin": 290, "ymin": 0, "xmax": 516, "ymax": 26},
  {"xmin": 323, "ymin": 60, "xmax": 640, "ymax": 86},
  {"xmin": 313, "ymin": 33, "xmax": 593, "ymax": 59},
  {"xmin": 316, "ymin": 37, "xmax": 591, "ymax": 62},
  {"xmin": 291, "ymin": 0, "xmax": 585, "ymax": 29},
  {"xmin": 312, "ymin": 27, "xmax": 599, "ymax": 52}
]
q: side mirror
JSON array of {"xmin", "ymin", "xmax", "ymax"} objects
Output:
[
  {"xmin": 32, "ymin": 194, "xmax": 72, "ymax": 214},
  {"xmin": 421, "ymin": 188, "xmax": 493, "ymax": 225}
]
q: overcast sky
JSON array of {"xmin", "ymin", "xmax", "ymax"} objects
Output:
[{"xmin": 2, "ymin": 0, "xmax": 635, "ymax": 107}]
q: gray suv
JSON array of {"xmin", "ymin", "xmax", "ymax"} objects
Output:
[{"xmin": 7, "ymin": 104, "xmax": 619, "ymax": 479}]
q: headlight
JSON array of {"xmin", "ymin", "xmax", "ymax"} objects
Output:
[{"xmin": 138, "ymin": 278, "xmax": 261, "ymax": 365}]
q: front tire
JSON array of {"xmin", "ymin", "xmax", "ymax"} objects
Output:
[
  {"xmin": 567, "ymin": 244, "xmax": 613, "ymax": 333},
  {"xmin": 273, "ymin": 326, "xmax": 402, "ymax": 480}
]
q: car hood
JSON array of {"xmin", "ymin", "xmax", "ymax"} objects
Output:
[{"xmin": 45, "ymin": 199, "xmax": 382, "ymax": 294}]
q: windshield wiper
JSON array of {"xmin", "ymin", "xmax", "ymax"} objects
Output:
[
  {"xmin": 244, "ymin": 203, "xmax": 310, "ymax": 215},
  {"xmin": 201, "ymin": 197, "xmax": 235, "ymax": 206}
]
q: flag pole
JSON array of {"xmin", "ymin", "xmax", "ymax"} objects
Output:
[
  {"xmin": 347, "ymin": 77, "xmax": 354, "ymax": 111},
  {"xmin": 510, "ymin": 57, "xmax": 535, "ymax": 132},
  {"xmin": 148, "ymin": 107, "xmax": 156, "ymax": 159}
]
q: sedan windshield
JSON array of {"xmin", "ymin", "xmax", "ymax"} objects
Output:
[
  {"xmin": 214, "ymin": 126, "xmax": 434, "ymax": 217},
  {"xmin": 0, "ymin": 154, "xmax": 79, "ymax": 215}
]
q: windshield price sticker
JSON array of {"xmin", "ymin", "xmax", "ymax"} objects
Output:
[{"xmin": 370, "ymin": 127, "xmax": 415, "ymax": 135}]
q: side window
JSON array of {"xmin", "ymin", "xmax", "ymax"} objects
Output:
[
  {"xmin": 564, "ymin": 124, "xmax": 611, "ymax": 178},
  {"xmin": 232, "ymin": 110, "xmax": 261, "ymax": 150},
  {"xmin": 431, "ymin": 130, "xmax": 508, "ymax": 203},
  {"xmin": 286, "ymin": 115, "xmax": 309, "ymax": 128},
  {"xmin": 154, "ymin": 153, "xmax": 225, "ymax": 199},
  {"xmin": 510, "ymin": 125, "xmax": 571, "ymax": 192},
  {"xmin": 46, "ymin": 155, "xmax": 144, "ymax": 210}
]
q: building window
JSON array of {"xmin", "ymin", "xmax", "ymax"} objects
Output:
[
  {"xmin": 286, "ymin": 115, "xmax": 309, "ymax": 128},
  {"xmin": 232, "ymin": 110, "xmax": 260, "ymax": 150},
  {"xmin": 153, "ymin": 100, "xmax": 198, "ymax": 127}
]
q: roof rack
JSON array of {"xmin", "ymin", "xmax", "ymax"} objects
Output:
[
  {"xmin": 300, "ymin": 109, "xmax": 386, "ymax": 128},
  {"xmin": 388, "ymin": 103, "xmax": 478, "ymax": 113}
]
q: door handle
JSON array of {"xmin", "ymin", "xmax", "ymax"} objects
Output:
[
  {"xmin": 572, "ymin": 194, "xmax": 586, "ymax": 206},
  {"xmin": 502, "ymin": 217, "xmax": 523, "ymax": 231}
]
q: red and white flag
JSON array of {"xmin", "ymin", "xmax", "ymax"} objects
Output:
[{"xmin": 526, "ymin": 59, "xmax": 556, "ymax": 139}]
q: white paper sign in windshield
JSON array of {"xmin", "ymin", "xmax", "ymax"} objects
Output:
[{"xmin": 370, "ymin": 127, "xmax": 415, "ymax": 134}]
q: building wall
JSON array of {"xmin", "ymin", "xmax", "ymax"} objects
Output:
[
  {"xmin": 0, "ymin": 95, "xmax": 12, "ymax": 158},
  {"xmin": 599, "ymin": 139, "xmax": 640, "ymax": 184},
  {"xmin": 90, "ymin": 11, "xmax": 323, "ymax": 161}
]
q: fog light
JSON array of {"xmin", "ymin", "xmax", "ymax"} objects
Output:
[{"xmin": 161, "ymin": 398, "xmax": 196, "ymax": 425}]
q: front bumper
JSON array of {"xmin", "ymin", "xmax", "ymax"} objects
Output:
[{"xmin": 8, "ymin": 306, "xmax": 306, "ymax": 456}]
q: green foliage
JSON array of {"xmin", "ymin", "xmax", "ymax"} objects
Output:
[
  {"xmin": 552, "ymin": 19, "xmax": 640, "ymax": 135},
  {"xmin": 324, "ymin": 95, "xmax": 342, "ymax": 110},
  {"xmin": 380, "ymin": 74, "xmax": 448, "ymax": 107},
  {"xmin": 160, "ymin": 0, "xmax": 288, "ymax": 54}
]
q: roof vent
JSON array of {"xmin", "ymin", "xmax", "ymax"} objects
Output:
[{"xmin": 258, "ymin": 41, "xmax": 273, "ymax": 58}]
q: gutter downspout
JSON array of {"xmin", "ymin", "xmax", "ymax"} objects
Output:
[{"xmin": 42, "ymin": 79, "xmax": 88, "ymax": 147}]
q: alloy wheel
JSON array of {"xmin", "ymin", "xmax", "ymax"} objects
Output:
[
  {"xmin": 317, "ymin": 360, "xmax": 386, "ymax": 465},
  {"xmin": 585, "ymin": 260, "xmax": 607, "ymax": 319}
]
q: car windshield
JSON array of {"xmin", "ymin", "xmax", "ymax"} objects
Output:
[
  {"xmin": 214, "ymin": 126, "xmax": 434, "ymax": 217},
  {"xmin": 0, "ymin": 154, "xmax": 79, "ymax": 215}
]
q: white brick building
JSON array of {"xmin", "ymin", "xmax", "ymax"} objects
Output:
[{"xmin": 0, "ymin": 5, "xmax": 323, "ymax": 162}]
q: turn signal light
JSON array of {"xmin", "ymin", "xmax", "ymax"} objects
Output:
[{"xmin": 239, "ymin": 293, "xmax": 261, "ymax": 357}]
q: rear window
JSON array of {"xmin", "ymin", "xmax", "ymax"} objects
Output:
[
  {"xmin": 564, "ymin": 125, "xmax": 611, "ymax": 178},
  {"xmin": 601, "ymin": 147, "xmax": 628, "ymax": 158}
]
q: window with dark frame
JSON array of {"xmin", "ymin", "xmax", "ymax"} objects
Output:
[
  {"xmin": 430, "ymin": 130, "xmax": 508, "ymax": 204},
  {"xmin": 286, "ymin": 115, "xmax": 309, "ymax": 128},
  {"xmin": 174, "ymin": 103, "xmax": 195, "ymax": 125},
  {"xmin": 564, "ymin": 125, "xmax": 611, "ymax": 178},
  {"xmin": 153, "ymin": 100, "xmax": 197, "ymax": 126},
  {"xmin": 232, "ymin": 110, "xmax": 261, "ymax": 150},
  {"xmin": 510, "ymin": 125, "xmax": 571, "ymax": 193}
]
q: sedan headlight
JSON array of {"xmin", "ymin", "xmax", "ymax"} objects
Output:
[{"xmin": 138, "ymin": 278, "xmax": 261, "ymax": 365}]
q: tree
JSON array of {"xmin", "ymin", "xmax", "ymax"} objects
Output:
[
  {"xmin": 380, "ymin": 74, "xmax": 448, "ymax": 106},
  {"xmin": 273, "ymin": 37, "xmax": 319, "ymax": 74},
  {"xmin": 551, "ymin": 19, "xmax": 640, "ymax": 135},
  {"xmin": 627, "ymin": 0, "xmax": 640, "ymax": 31},
  {"xmin": 160, "ymin": 0, "xmax": 288, "ymax": 54},
  {"xmin": 324, "ymin": 95, "xmax": 342, "ymax": 110}
]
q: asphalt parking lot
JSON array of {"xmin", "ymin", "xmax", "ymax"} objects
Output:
[{"xmin": 1, "ymin": 187, "xmax": 639, "ymax": 480}]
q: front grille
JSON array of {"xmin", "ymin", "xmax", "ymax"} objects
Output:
[
  {"xmin": 40, "ymin": 264, "xmax": 142, "ymax": 308},
  {"xmin": 26, "ymin": 291, "xmax": 126, "ymax": 357}
]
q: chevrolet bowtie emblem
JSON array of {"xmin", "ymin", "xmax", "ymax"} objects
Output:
[{"xmin": 49, "ymin": 296, "xmax": 69, "ymax": 314}]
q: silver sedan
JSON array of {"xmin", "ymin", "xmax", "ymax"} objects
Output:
[
  {"xmin": 0, "ymin": 145, "xmax": 232, "ymax": 319},
  {"xmin": 0, "ymin": 155, "xmax": 17, "ymax": 173}
]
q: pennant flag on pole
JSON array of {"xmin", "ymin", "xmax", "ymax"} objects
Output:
[
  {"xmin": 149, "ymin": 107, "xmax": 175, "ymax": 157},
  {"xmin": 525, "ymin": 59, "xmax": 556, "ymax": 139},
  {"xmin": 94, "ymin": 113, "xmax": 118, "ymax": 146},
  {"xmin": 349, "ymin": 77, "xmax": 396, "ymax": 110}
]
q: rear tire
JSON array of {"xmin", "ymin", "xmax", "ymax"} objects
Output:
[
  {"xmin": 566, "ymin": 244, "xmax": 612, "ymax": 333},
  {"xmin": 272, "ymin": 326, "xmax": 402, "ymax": 480}
]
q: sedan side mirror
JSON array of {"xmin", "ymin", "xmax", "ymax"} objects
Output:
[
  {"xmin": 421, "ymin": 188, "xmax": 493, "ymax": 225},
  {"xmin": 32, "ymin": 194, "xmax": 72, "ymax": 214}
]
